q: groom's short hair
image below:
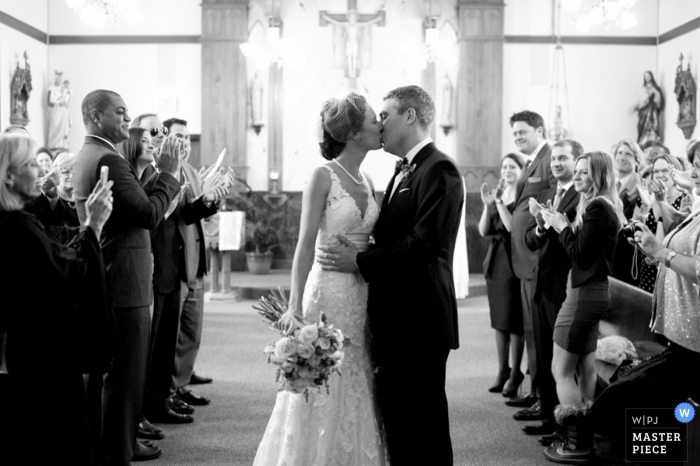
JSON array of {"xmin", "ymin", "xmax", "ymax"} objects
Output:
[{"xmin": 384, "ymin": 85, "xmax": 434, "ymax": 130}]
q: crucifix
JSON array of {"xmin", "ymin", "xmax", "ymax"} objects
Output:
[{"xmin": 320, "ymin": 0, "xmax": 385, "ymax": 87}]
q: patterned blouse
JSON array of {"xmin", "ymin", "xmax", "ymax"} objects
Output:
[{"xmin": 651, "ymin": 211, "xmax": 700, "ymax": 353}]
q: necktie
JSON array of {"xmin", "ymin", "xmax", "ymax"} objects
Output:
[{"xmin": 552, "ymin": 186, "xmax": 566, "ymax": 210}]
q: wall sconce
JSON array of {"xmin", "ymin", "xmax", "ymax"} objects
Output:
[
  {"xmin": 424, "ymin": 16, "xmax": 439, "ymax": 63},
  {"xmin": 440, "ymin": 75, "xmax": 454, "ymax": 136},
  {"xmin": 240, "ymin": 17, "xmax": 284, "ymax": 67},
  {"xmin": 263, "ymin": 167, "xmax": 288, "ymax": 208},
  {"xmin": 251, "ymin": 72, "xmax": 264, "ymax": 135}
]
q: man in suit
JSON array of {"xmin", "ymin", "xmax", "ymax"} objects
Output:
[
  {"xmin": 507, "ymin": 111, "xmax": 557, "ymax": 417},
  {"xmin": 321, "ymin": 85, "xmax": 463, "ymax": 465},
  {"xmin": 74, "ymin": 89, "xmax": 182, "ymax": 466},
  {"xmin": 523, "ymin": 139, "xmax": 582, "ymax": 443}
]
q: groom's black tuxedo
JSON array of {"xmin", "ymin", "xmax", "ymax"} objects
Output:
[{"xmin": 356, "ymin": 142, "xmax": 463, "ymax": 466}]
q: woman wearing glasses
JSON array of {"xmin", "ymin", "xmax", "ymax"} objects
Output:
[
  {"xmin": 24, "ymin": 151, "xmax": 80, "ymax": 244},
  {"xmin": 638, "ymin": 154, "xmax": 687, "ymax": 292}
]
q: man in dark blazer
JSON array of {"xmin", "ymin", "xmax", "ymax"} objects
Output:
[
  {"xmin": 321, "ymin": 85, "xmax": 463, "ymax": 465},
  {"xmin": 523, "ymin": 139, "xmax": 582, "ymax": 442},
  {"xmin": 74, "ymin": 89, "xmax": 182, "ymax": 466},
  {"xmin": 508, "ymin": 111, "xmax": 557, "ymax": 415}
]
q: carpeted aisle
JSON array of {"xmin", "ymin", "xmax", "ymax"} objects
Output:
[{"xmin": 150, "ymin": 295, "xmax": 625, "ymax": 466}]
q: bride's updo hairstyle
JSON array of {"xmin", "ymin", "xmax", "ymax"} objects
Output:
[{"xmin": 319, "ymin": 92, "xmax": 367, "ymax": 160}]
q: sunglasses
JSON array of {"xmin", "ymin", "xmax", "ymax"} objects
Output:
[{"xmin": 149, "ymin": 127, "xmax": 169, "ymax": 137}]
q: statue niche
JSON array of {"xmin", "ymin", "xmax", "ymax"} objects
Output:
[
  {"xmin": 674, "ymin": 54, "xmax": 697, "ymax": 140},
  {"xmin": 10, "ymin": 52, "xmax": 33, "ymax": 126}
]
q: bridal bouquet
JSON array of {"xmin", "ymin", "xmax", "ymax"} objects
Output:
[{"xmin": 254, "ymin": 288, "xmax": 345, "ymax": 401}]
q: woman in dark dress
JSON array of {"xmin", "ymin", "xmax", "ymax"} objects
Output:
[
  {"xmin": 479, "ymin": 153, "xmax": 525, "ymax": 396},
  {"xmin": 540, "ymin": 151, "xmax": 625, "ymax": 463},
  {"xmin": 638, "ymin": 154, "xmax": 687, "ymax": 292},
  {"xmin": 0, "ymin": 133, "xmax": 113, "ymax": 466}
]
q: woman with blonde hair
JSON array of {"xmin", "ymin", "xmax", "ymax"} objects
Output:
[
  {"xmin": 0, "ymin": 132, "xmax": 113, "ymax": 466},
  {"xmin": 540, "ymin": 151, "xmax": 624, "ymax": 464}
]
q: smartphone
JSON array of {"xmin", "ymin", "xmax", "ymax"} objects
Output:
[{"xmin": 100, "ymin": 166, "xmax": 109, "ymax": 185}]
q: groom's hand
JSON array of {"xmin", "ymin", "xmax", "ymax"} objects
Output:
[{"xmin": 317, "ymin": 235, "xmax": 358, "ymax": 273}]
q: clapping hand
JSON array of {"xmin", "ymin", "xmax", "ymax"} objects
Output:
[
  {"xmin": 670, "ymin": 168, "xmax": 694, "ymax": 193},
  {"xmin": 85, "ymin": 179, "xmax": 114, "ymax": 238},
  {"xmin": 540, "ymin": 207, "xmax": 568, "ymax": 233},
  {"xmin": 494, "ymin": 179, "xmax": 506, "ymax": 203},
  {"xmin": 156, "ymin": 136, "xmax": 184, "ymax": 177},
  {"xmin": 648, "ymin": 178, "xmax": 666, "ymax": 202},
  {"xmin": 39, "ymin": 168, "xmax": 60, "ymax": 200},
  {"xmin": 480, "ymin": 183, "xmax": 495, "ymax": 205}
]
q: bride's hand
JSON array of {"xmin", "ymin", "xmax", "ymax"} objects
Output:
[{"xmin": 278, "ymin": 310, "xmax": 302, "ymax": 335}]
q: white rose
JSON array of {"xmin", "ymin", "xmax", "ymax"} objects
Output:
[
  {"xmin": 297, "ymin": 344, "xmax": 314, "ymax": 359},
  {"xmin": 273, "ymin": 337, "xmax": 295, "ymax": 361},
  {"xmin": 299, "ymin": 324, "xmax": 319, "ymax": 344},
  {"xmin": 317, "ymin": 337, "xmax": 331, "ymax": 350}
]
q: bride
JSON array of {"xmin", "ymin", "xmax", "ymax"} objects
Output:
[{"xmin": 253, "ymin": 92, "xmax": 387, "ymax": 466}]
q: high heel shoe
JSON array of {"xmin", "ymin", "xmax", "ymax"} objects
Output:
[
  {"xmin": 502, "ymin": 371, "xmax": 525, "ymax": 398},
  {"xmin": 488, "ymin": 367, "xmax": 511, "ymax": 393}
]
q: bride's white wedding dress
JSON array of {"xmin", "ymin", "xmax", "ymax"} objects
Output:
[{"xmin": 253, "ymin": 165, "xmax": 386, "ymax": 466}]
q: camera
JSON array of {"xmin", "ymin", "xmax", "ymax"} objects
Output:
[{"xmin": 621, "ymin": 221, "xmax": 643, "ymax": 239}]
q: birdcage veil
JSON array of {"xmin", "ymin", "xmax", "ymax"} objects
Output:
[{"xmin": 320, "ymin": 92, "xmax": 367, "ymax": 143}]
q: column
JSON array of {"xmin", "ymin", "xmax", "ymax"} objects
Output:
[
  {"xmin": 457, "ymin": 0, "xmax": 504, "ymax": 272},
  {"xmin": 201, "ymin": 0, "xmax": 248, "ymax": 178}
]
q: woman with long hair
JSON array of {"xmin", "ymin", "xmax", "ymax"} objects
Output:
[
  {"xmin": 122, "ymin": 127, "xmax": 156, "ymax": 183},
  {"xmin": 540, "ymin": 151, "xmax": 625, "ymax": 463},
  {"xmin": 478, "ymin": 153, "xmax": 526, "ymax": 396}
]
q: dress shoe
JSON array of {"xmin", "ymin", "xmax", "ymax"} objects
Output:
[
  {"xmin": 148, "ymin": 407, "xmax": 194, "ymax": 424},
  {"xmin": 169, "ymin": 396, "xmax": 195, "ymax": 414},
  {"xmin": 502, "ymin": 371, "xmax": 525, "ymax": 398},
  {"xmin": 513, "ymin": 401, "xmax": 543, "ymax": 421},
  {"xmin": 522, "ymin": 421, "xmax": 557, "ymax": 435},
  {"xmin": 189, "ymin": 372, "xmax": 213, "ymax": 385},
  {"xmin": 539, "ymin": 430, "xmax": 565, "ymax": 447},
  {"xmin": 132, "ymin": 440, "xmax": 162, "ymax": 461},
  {"xmin": 488, "ymin": 366, "xmax": 511, "ymax": 393},
  {"xmin": 177, "ymin": 389, "xmax": 211, "ymax": 406},
  {"xmin": 137, "ymin": 419, "xmax": 165, "ymax": 440},
  {"xmin": 505, "ymin": 392, "xmax": 538, "ymax": 407}
]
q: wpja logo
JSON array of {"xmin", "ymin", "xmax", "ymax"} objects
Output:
[{"xmin": 625, "ymin": 403, "xmax": 696, "ymax": 462}]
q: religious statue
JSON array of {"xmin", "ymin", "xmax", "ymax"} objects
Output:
[
  {"xmin": 674, "ymin": 54, "xmax": 697, "ymax": 140},
  {"xmin": 48, "ymin": 71, "xmax": 72, "ymax": 150},
  {"xmin": 635, "ymin": 70, "xmax": 664, "ymax": 145},
  {"xmin": 320, "ymin": 0, "xmax": 385, "ymax": 81},
  {"xmin": 10, "ymin": 51, "xmax": 33, "ymax": 126}
]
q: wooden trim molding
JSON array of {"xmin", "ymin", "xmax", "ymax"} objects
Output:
[
  {"xmin": 659, "ymin": 16, "xmax": 700, "ymax": 44},
  {"xmin": 0, "ymin": 11, "xmax": 47, "ymax": 43},
  {"xmin": 49, "ymin": 35, "xmax": 201, "ymax": 45},
  {"xmin": 505, "ymin": 35, "xmax": 657, "ymax": 46}
]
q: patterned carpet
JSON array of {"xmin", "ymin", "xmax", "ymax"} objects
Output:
[{"xmin": 147, "ymin": 295, "xmax": 627, "ymax": 466}]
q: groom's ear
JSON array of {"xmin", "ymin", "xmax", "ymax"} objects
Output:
[{"xmin": 404, "ymin": 108, "xmax": 417, "ymax": 125}]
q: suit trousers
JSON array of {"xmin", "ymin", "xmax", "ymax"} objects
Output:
[
  {"xmin": 375, "ymin": 348, "xmax": 453, "ymax": 466},
  {"xmin": 145, "ymin": 286, "xmax": 182, "ymax": 411},
  {"xmin": 520, "ymin": 279, "xmax": 538, "ymax": 395},
  {"xmin": 531, "ymin": 296, "xmax": 562, "ymax": 422},
  {"xmin": 172, "ymin": 278, "xmax": 205, "ymax": 392},
  {"xmin": 102, "ymin": 306, "xmax": 150, "ymax": 466}
]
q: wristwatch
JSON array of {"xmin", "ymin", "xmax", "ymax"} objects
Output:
[{"xmin": 664, "ymin": 250, "xmax": 677, "ymax": 268}]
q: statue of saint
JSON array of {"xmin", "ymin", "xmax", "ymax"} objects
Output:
[
  {"xmin": 636, "ymin": 71, "xmax": 664, "ymax": 145},
  {"xmin": 320, "ymin": 8, "xmax": 383, "ymax": 79},
  {"xmin": 48, "ymin": 71, "xmax": 72, "ymax": 150}
]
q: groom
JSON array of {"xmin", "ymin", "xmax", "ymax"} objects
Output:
[{"xmin": 320, "ymin": 85, "xmax": 463, "ymax": 465}]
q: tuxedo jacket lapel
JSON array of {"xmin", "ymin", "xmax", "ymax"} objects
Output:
[{"xmin": 386, "ymin": 143, "xmax": 435, "ymax": 209}]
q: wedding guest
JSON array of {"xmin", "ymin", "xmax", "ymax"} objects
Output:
[
  {"xmin": 24, "ymin": 152, "xmax": 80, "ymax": 244},
  {"xmin": 540, "ymin": 152, "xmax": 625, "ymax": 464},
  {"xmin": 0, "ymin": 132, "xmax": 113, "ymax": 466},
  {"xmin": 507, "ymin": 110, "xmax": 556, "ymax": 416},
  {"xmin": 133, "ymin": 113, "xmax": 168, "ymax": 156},
  {"xmin": 638, "ymin": 154, "xmax": 687, "ymax": 293},
  {"xmin": 478, "ymin": 153, "xmax": 525, "ymax": 397},
  {"xmin": 122, "ymin": 127, "xmax": 156, "ymax": 184},
  {"xmin": 36, "ymin": 146, "xmax": 54, "ymax": 174},
  {"xmin": 632, "ymin": 143, "xmax": 700, "ymax": 403},
  {"xmin": 523, "ymin": 139, "xmax": 582, "ymax": 443},
  {"xmin": 639, "ymin": 140, "xmax": 669, "ymax": 179},
  {"xmin": 74, "ymin": 89, "xmax": 182, "ymax": 465}
]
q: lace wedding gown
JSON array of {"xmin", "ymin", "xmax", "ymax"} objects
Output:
[{"xmin": 253, "ymin": 165, "xmax": 386, "ymax": 466}]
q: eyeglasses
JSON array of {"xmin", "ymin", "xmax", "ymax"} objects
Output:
[
  {"xmin": 149, "ymin": 127, "xmax": 168, "ymax": 137},
  {"xmin": 60, "ymin": 169, "xmax": 73, "ymax": 176},
  {"xmin": 652, "ymin": 168, "xmax": 671, "ymax": 176}
]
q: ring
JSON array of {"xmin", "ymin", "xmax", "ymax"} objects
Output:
[{"xmin": 332, "ymin": 260, "xmax": 336, "ymax": 265}]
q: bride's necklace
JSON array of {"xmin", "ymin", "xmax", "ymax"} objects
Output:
[{"xmin": 333, "ymin": 158, "xmax": 364, "ymax": 185}]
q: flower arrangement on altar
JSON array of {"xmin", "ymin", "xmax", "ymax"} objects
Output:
[{"xmin": 254, "ymin": 288, "xmax": 345, "ymax": 401}]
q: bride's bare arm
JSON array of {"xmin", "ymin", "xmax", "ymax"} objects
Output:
[{"xmin": 280, "ymin": 167, "xmax": 332, "ymax": 326}]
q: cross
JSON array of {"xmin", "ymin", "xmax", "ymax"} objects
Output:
[{"xmin": 320, "ymin": 0, "xmax": 385, "ymax": 87}]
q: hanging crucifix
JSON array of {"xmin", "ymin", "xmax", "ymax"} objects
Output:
[{"xmin": 320, "ymin": 0, "xmax": 385, "ymax": 87}]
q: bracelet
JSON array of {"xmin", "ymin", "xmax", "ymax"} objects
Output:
[
  {"xmin": 664, "ymin": 250, "xmax": 677, "ymax": 268},
  {"xmin": 495, "ymin": 199, "xmax": 504, "ymax": 205}
]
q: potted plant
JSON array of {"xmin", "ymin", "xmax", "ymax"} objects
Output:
[{"xmin": 228, "ymin": 193, "xmax": 281, "ymax": 275}]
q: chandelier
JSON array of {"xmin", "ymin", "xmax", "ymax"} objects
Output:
[
  {"xmin": 65, "ymin": 0, "xmax": 142, "ymax": 28},
  {"xmin": 562, "ymin": 0, "xmax": 637, "ymax": 31}
]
